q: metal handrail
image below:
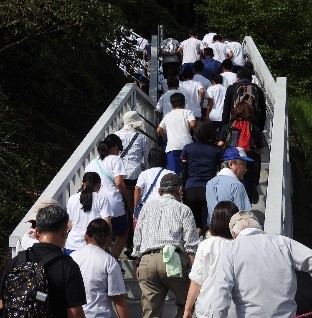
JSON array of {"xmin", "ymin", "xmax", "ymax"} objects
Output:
[
  {"xmin": 242, "ymin": 37, "xmax": 292, "ymax": 236},
  {"xmin": 9, "ymin": 83, "xmax": 157, "ymax": 257}
]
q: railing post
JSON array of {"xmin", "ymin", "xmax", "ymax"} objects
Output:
[
  {"xmin": 149, "ymin": 35, "xmax": 158, "ymax": 104},
  {"xmin": 264, "ymin": 77, "xmax": 289, "ymax": 235}
]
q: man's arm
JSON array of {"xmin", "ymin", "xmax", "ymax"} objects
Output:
[
  {"xmin": 110, "ymin": 294, "xmax": 130, "ymax": 318},
  {"xmin": 157, "ymin": 126, "xmax": 167, "ymax": 138},
  {"xmin": 222, "ymin": 85, "xmax": 235, "ymax": 127},
  {"xmin": 67, "ymin": 306, "xmax": 85, "ymax": 318},
  {"xmin": 205, "ymin": 98, "xmax": 213, "ymax": 119}
]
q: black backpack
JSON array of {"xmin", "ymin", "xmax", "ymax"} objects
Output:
[
  {"xmin": 2, "ymin": 249, "xmax": 62, "ymax": 318},
  {"xmin": 233, "ymin": 82, "xmax": 259, "ymax": 113}
]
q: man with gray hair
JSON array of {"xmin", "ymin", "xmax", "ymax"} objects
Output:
[
  {"xmin": 209, "ymin": 211, "xmax": 312, "ymax": 318},
  {"xmin": 132, "ymin": 173, "xmax": 199, "ymax": 318},
  {"xmin": 206, "ymin": 146, "xmax": 252, "ymax": 225}
]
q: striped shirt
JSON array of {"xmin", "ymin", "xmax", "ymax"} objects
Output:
[
  {"xmin": 115, "ymin": 127, "xmax": 149, "ymax": 180},
  {"xmin": 132, "ymin": 194, "xmax": 199, "ymax": 257}
]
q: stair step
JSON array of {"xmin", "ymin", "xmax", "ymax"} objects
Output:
[{"xmin": 112, "ymin": 299, "xmax": 178, "ymax": 318}]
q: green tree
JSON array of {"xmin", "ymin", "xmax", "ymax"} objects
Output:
[{"xmin": 195, "ymin": 0, "xmax": 312, "ymax": 95}]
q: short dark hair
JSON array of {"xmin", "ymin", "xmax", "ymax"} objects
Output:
[
  {"xmin": 212, "ymin": 74, "xmax": 223, "ymax": 84},
  {"xmin": 170, "ymin": 92, "xmax": 185, "ymax": 108},
  {"xmin": 167, "ymin": 76, "xmax": 179, "ymax": 89},
  {"xmin": 97, "ymin": 134, "xmax": 123, "ymax": 160},
  {"xmin": 203, "ymin": 47, "xmax": 214, "ymax": 57},
  {"xmin": 193, "ymin": 60, "xmax": 204, "ymax": 73},
  {"xmin": 36, "ymin": 206, "xmax": 69, "ymax": 233},
  {"xmin": 189, "ymin": 28, "xmax": 198, "ymax": 37},
  {"xmin": 159, "ymin": 173, "xmax": 183, "ymax": 194},
  {"xmin": 148, "ymin": 147, "xmax": 167, "ymax": 168},
  {"xmin": 237, "ymin": 67, "xmax": 252, "ymax": 81},
  {"xmin": 210, "ymin": 201, "xmax": 239, "ymax": 238},
  {"xmin": 213, "ymin": 34, "xmax": 222, "ymax": 42},
  {"xmin": 86, "ymin": 218, "xmax": 111, "ymax": 246},
  {"xmin": 221, "ymin": 59, "xmax": 233, "ymax": 70},
  {"xmin": 194, "ymin": 120, "xmax": 217, "ymax": 144},
  {"xmin": 182, "ymin": 69, "xmax": 194, "ymax": 80}
]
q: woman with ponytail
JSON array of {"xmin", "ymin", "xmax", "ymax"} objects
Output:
[
  {"xmin": 85, "ymin": 134, "xmax": 130, "ymax": 259},
  {"xmin": 64, "ymin": 172, "xmax": 113, "ymax": 255}
]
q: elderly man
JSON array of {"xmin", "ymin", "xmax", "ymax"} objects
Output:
[
  {"xmin": 206, "ymin": 147, "xmax": 252, "ymax": 225},
  {"xmin": 132, "ymin": 173, "xmax": 200, "ymax": 318},
  {"xmin": 210, "ymin": 211, "xmax": 312, "ymax": 318}
]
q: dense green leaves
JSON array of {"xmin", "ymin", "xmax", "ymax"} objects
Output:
[
  {"xmin": 0, "ymin": 0, "xmax": 124, "ymax": 52},
  {"xmin": 195, "ymin": 0, "xmax": 312, "ymax": 96}
]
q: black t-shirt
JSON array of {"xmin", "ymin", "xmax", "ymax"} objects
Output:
[{"xmin": 1, "ymin": 243, "xmax": 86, "ymax": 318}]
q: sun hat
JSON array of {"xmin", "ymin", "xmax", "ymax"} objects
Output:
[
  {"xmin": 229, "ymin": 211, "xmax": 259, "ymax": 230},
  {"xmin": 223, "ymin": 147, "xmax": 254, "ymax": 162},
  {"xmin": 123, "ymin": 111, "xmax": 144, "ymax": 128},
  {"xmin": 27, "ymin": 198, "xmax": 59, "ymax": 221}
]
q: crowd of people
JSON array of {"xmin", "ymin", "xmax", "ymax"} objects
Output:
[{"xmin": 1, "ymin": 27, "xmax": 312, "ymax": 318}]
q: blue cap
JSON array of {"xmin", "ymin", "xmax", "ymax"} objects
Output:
[{"xmin": 223, "ymin": 147, "xmax": 254, "ymax": 162}]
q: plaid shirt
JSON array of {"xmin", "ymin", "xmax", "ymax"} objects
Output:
[
  {"xmin": 132, "ymin": 194, "xmax": 199, "ymax": 257},
  {"xmin": 115, "ymin": 127, "xmax": 149, "ymax": 180}
]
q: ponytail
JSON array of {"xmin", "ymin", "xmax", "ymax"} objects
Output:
[
  {"xmin": 97, "ymin": 134, "xmax": 123, "ymax": 160},
  {"xmin": 80, "ymin": 172, "xmax": 101, "ymax": 212}
]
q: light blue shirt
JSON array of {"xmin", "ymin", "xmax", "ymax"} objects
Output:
[
  {"xmin": 210, "ymin": 228, "xmax": 312, "ymax": 318},
  {"xmin": 206, "ymin": 168, "xmax": 251, "ymax": 224}
]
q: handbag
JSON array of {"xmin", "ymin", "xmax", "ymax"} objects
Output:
[{"xmin": 133, "ymin": 168, "xmax": 164, "ymax": 228}]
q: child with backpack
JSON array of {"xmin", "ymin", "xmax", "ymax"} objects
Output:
[{"xmin": 218, "ymin": 100, "xmax": 264, "ymax": 204}]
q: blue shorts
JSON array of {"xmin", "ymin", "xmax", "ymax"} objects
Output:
[
  {"xmin": 111, "ymin": 213, "xmax": 129, "ymax": 236},
  {"xmin": 167, "ymin": 150, "xmax": 182, "ymax": 175},
  {"xmin": 63, "ymin": 248, "xmax": 75, "ymax": 255}
]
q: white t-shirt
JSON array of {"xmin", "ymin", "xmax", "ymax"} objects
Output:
[
  {"xmin": 156, "ymin": 89, "xmax": 178, "ymax": 116},
  {"xmin": 179, "ymin": 80, "xmax": 204, "ymax": 118},
  {"xmin": 71, "ymin": 244, "xmax": 126, "ymax": 318},
  {"xmin": 65, "ymin": 192, "xmax": 113, "ymax": 250},
  {"xmin": 136, "ymin": 167, "xmax": 174, "ymax": 203},
  {"xmin": 226, "ymin": 41, "xmax": 245, "ymax": 66},
  {"xmin": 159, "ymin": 109, "xmax": 195, "ymax": 152},
  {"xmin": 207, "ymin": 84, "xmax": 226, "ymax": 121},
  {"xmin": 221, "ymin": 71, "xmax": 237, "ymax": 89},
  {"xmin": 179, "ymin": 37, "xmax": 202, "ymax": 64},
  {"xmin": 189, "ymin": 236, "xmax": 230, "ymax": 318},
  {"xmin": 85, "ymin": 156, "xmax": 127, "ymax": 217},
  {"xmin": 210, "ymin": 42, "xmax": 227, "ymax": 63},
  {"xmin": 202, "ymin": 33, "xmax": 217, "ymax": 47}
]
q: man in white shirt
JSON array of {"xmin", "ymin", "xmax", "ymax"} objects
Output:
[
  {"xmin": 209, "ymin": 34, "xmax": 227, "ymax": 63},
  {"xmin": 226, "ymin": 38, "xmax": 245, "ymax": 66},
  {"xmin": 157, "ymin": 92, "xmax": 196, "ymax": 175},
  {"xmin": 177, "ymin": 28, "xmax": 202, "ymax": 73},
  {"xmin": 180, "ymin": 69, "xmax": 205, "ymax": 119},
  {"xmin": 220, "ymin": 59, "xmax": 237, "ymax": 89},
  {"xmin": 206, "ymin": 74, "xmax": 226, "ymax": 130},
  {"xmin": 202, "ymin": 29, "xmax": 218, "ymax": 47},
  {"xmin": 210, "ymin": 211, "xmax": 312, "ymax": 318}
]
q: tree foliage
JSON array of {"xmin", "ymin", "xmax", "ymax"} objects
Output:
[
  {"xmin": 195, "ymin": 0, "xmax": 312, "ymax": 96},
  {"xmin": 0, "ymin": 0, "xmax": 124, "ymax": 53}
]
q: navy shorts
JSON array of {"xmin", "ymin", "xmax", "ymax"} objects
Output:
[{"xmin": 111, "ymin": 213, "xmax": 129, "ymax": 236}]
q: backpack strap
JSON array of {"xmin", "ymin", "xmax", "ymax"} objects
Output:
[
  {"xmin": 141, "ymin": 168, "xmax": 164, "ymax": 204},
  {"xmin": 17, "ymin": 248, "xmax": 63, "ymax": 267},
  {"xmin": 96, "ymin": 158, "xmax": 115, "ymax": 185},
  {"xmin": 120, "ymin": 133, "xmax": 139, "ymax": 158}
]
